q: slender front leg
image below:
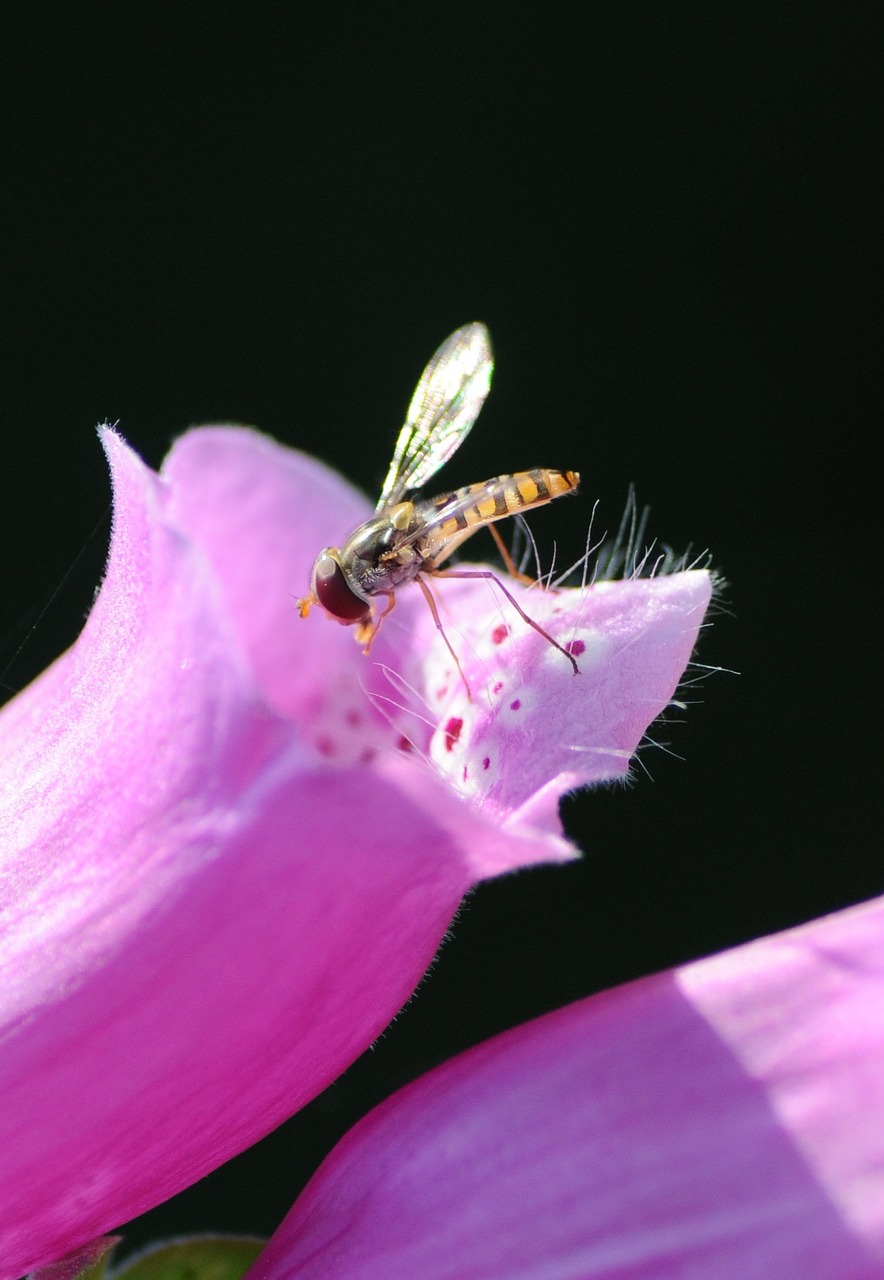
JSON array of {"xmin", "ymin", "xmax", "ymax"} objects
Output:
[
  {"xmin": 415, "ymin": 575, "xmax": 472, "ymax": 700},
  {"xmin": 355, "ymin": 592, "xmax": 396, "ymax": 652},
  {"xmin": 431, "ymin": 567, "xmax": 580, "ymax": 675},
  {"xmin": 487, "ymin": 522, "xmax": 538, "ymax": 586}
]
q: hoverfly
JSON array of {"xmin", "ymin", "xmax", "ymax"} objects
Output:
[{"xmin": 297, "ymin": 322, "xmax": 581, "ymax": 696}]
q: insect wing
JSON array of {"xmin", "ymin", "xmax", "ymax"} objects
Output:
[{"xmin": 376, "ymin": 322, "xmax": 494, "ymax": 510}]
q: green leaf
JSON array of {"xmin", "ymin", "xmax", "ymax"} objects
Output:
[{"xmin": 111, "ymin": 1236, "xmax": 265, "ymax": 1280}]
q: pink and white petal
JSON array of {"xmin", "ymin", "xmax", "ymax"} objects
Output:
[
  {"xmin": 0, "ymin": 432, "xmax": 524, "ymax": 1277},
  {"xmin": 360, "ymin": 566, "xmax": 712, "ymax": 845},
  {"xmin": 160, "ymin": 426, "xmax": 374, "ymax": 725},
  {"xmin": 158, "ymin": 428, "xmax": 415, "ymax": 772},
  {"xmin": 155, "ymin": 427, "xmax": 713, "ymax": 850},
  {"xmin": 248, "ymin": 897, "xmax": 884, "ymax": 1280},
  {"xmin": 0, "ymin": 425, "xmax": 714, "ymax": 1275},
  {"xmin": 427, "ymin": 570, "xmax": 713, "ymax": 823}
]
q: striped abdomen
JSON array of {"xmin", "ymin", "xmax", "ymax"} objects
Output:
[{"xmin": 416, "ymin": 468, "xmax": 580, "ymax": 568}]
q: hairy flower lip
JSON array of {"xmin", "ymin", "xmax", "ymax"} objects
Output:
[
  {"xmin": 158, "ymin": 426, "xmax": 713, "ymax": 843},
  {"xmin": 0, "ymin": 427, "xmax": 712, "ymax": 1277}
]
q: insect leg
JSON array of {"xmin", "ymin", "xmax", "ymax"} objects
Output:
[
  {"xmin": 297, "ymin": 591, "xmax": 317, "ymax": 618},
  {"xmin": 487, "ymin": 522, "xmax": 537, "ymax": 586},
  {"xmin": 415, "ymin": 575, "xmax": 472, "ymax": 701},
  {"xmin": 431, "ymin": 568, "xmax": 580, "ymax": 675},
  {"xmin": 355, "ymin": 592, "xmax": 397, "ymax": 652}
]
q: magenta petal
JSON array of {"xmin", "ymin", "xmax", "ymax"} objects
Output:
[
  {"xmin": 250, "ymin": 897, "xmax": 884, "ymax": 1279},
  {"xmin": 417, "ymin": 570, "xmax": 713, "ymax": 837},
  {"xmin": 159, "ymin": 427, "xmax": 374, "ymax": 722},
  {"xmin": 0, "ymin": 431, "xmax": 508, "ymax": 1275},
  {"xmin": 0, "ymin": 426, "xmax": 711, "ymax": 1275}
]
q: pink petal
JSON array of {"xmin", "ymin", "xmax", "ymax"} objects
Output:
[
  {"xmin": 0, "ymin": 428, "xmax": 710, "ymax": 1275},
  {"xmin": 0, "ymin": 432, "xmax": 521, "ymax": 1273},
  {"xmin": 417, "ymin": 569, "xmax": 712, "ymax": 835},
  {"xmin": 249, "ymin": 897, "xmax": 884, "ymax": 1279},
  {"xmin": 156, "ymin": 428, "xmax": 712, "ymax": 867},
  {"xmin": 159, "ymin": 427, "xmax": 374, "ymax": 723}
]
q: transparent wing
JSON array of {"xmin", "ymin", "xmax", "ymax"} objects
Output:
[{"xmin": 376, "ymin": 322, "xmax": 494, "ymax": 510}]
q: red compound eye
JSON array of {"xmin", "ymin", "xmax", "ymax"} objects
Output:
[{"xmin": 312, "ymin": 552, "xmax": 370, "ymax": 624}]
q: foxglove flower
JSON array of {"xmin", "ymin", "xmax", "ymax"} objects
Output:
[
  {"xmin": 249, "ymin": 894, "xmax": 884, "ymax": 1279},
  {"xmin": 0, "ymin": 427, "xmax": 710, "ymax": 1277}
]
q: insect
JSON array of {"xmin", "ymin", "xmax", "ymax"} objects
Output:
[{"xmin": 297, "ymin": 322, "xmax": 581, "ymax": 694}]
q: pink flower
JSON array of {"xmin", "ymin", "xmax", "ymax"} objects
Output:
[
  {"xmin": 0, "ymin": 427, "xmax": 710, "ymax": 1278},
  {"xmin": 249, "ymin": 895, "xmax": 884, "ymax": 1279}
]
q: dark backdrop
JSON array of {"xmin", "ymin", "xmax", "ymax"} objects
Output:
[{"xmin": 1, "ymin": 7, "xmax": 879, "ymax": 1255}]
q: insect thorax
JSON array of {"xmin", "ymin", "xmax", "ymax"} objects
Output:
[{"xmin": 338, "ymin": 505, "xmax": 425, "ymax": 599}]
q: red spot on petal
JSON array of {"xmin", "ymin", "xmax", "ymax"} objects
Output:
[
  {"xmin": 462, "ymin": 766, "xmax": 468, "ymax": 782},
  {"xmin": 566, "ymin": 638, "xmax": 586, "ymax": 657},
  {"xmin": 444, "ymin": 717, "xmax": 463, "ymax": 751},
  {"xmin": 482, "ymin": 756, "xmax": 490, "ymax": 770},
  {"xmin": 316, "ymin": 737, "xmax": 335, "ymax": 757},
  {"xmin": 397, "ymin": 734, "xmax": 414, "ymax": 752},
  {"xmin": 491, "ymin": 623, "xmax": 510, "ymax": 645},
  {"xmin": 492, "ymin": 681, "xmax": 504, "ymax": 695},
  {"xmin": 359, "ymin": 746, "xmax": 377, "ymax": 764},
  {"xmin": 345, "ymin": 708, "xmax": 362, "ymax": 726},
  {"xmin": 510, "ymin": 699, "xmax": 521, "ymax": 711}
]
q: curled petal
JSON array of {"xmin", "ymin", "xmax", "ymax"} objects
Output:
[
  {"xmin": 0, "ymin": 432, "xmax": 527, "ymax": 1273},
  {"xmin": 250, "ymin": 897, "xmax": 884, "ymax": 1279},
  {"xmin": 0, "ymin": 428, "xmax": 710, "ymax": 1274},
  {"xmin": 150, "ymin": 429, "xmax": 712, "ymax": 866},
  {"xmin": 419, "ymin": 569, "xmax": 712, "ymax": 836}
]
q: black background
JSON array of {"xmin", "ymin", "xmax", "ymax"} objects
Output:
[{"xmin": 1, "ymin": 7, "xmax": 879, "ymax": 1256}]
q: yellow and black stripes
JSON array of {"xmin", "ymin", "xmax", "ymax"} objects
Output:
[{"xmin": 416, "ymin": 468, "xmax": 580, "ymax": 566}]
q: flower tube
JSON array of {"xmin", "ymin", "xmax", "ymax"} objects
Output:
[{"xmin": 0, "ymin": 427, "xmax": 710, "ymax": 1276}]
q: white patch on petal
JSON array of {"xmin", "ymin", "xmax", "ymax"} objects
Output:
[
  {"xmin": 428, "ymin": 702, "xmax": 477, "ymax": 770},
  {"xmin": 564, "ymin": 629, "xmax": 609, "ymax": 673},
  {"xmin": 498, "ymin": 683, "xmax": 535, "ymax": 721},
  {"xmin": 303, "ymin": 668, "xmax": 402, "ymax": 767}
]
